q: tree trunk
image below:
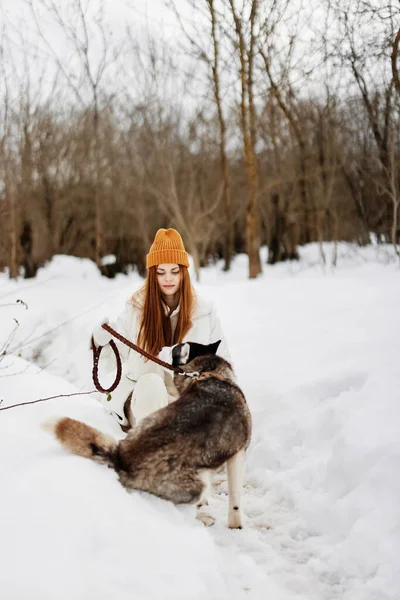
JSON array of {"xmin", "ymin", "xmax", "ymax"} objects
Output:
[
  {"xmin": 93, "ymin": 105, "xmax": 103, "ymax": 268},
  {"xmin": 20, "ymin": 221, "xmax": 36, "ymax": 278},
  {"xmin": 8, "ymin": 188, "xmax": 18, "ymax": 279},
  {"xmin": 229, "ymin": 0, "xmax": 262, "ymax": 279},
  {"xmin": 208, "ymin": 0, "xmax": 233, "ymax": 271},
  {"xmin": 246, "ymin": 209, "xmax": 261, "ymax": 277}
]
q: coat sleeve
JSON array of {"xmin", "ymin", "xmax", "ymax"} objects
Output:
[{"xmin": 209, "ymin": 303, "xmax": 232, "ymax": 363}]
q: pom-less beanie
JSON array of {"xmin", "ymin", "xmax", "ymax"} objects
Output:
[{"xmin": 146, "ymin": 228, "xmax": 190, "ymax": 269}]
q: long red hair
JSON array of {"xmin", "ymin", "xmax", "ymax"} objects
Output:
[{"xmin": 134, "ymin": 266, "xmax": 195, "ymax": 356}]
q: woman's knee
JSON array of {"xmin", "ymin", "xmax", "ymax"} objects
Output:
[{"xmin": 135, "ymin": 373, "xmax": 167, "ymax": 395}]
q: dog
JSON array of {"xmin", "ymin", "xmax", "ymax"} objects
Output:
[{"xmin": 44, "ymin": 341, "xmax": 252, "ymax": 528}]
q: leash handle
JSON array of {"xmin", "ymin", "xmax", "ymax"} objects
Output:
[
  {"xmin": 91, "ymin": 324, "xmax": 184, "ymax": 396},
  {"xmin": 91, "ymin": 337, "xmax": 122, "ymax": 393}
]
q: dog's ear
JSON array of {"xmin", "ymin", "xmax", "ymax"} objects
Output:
[
  {"xmin": 180, "ymin": 342, "xmax": 190, "ymax": 362},
  {"xmin": 209, "ymin": 340, "xmax": 221, "ymax": 355},
  {"xmin": 172, "ymin": 342, "xmax": 190, "ymax": 366}
]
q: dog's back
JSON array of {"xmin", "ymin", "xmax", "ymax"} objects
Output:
[{"xmin": 116, "ymin": 354, "xmax": 251, "ymax": 503}]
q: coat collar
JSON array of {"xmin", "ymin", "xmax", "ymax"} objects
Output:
[{"xmin": 192, "ymin": 293, "xmax": 213, "ymax": 318}]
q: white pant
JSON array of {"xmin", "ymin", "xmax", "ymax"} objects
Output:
[
  {"xmin": 104, "ymin": 372, "xmax": 169, "ymax": 428},
  {"xmin": 130, "ymin": 373, "xmax": 168, "ymax": 423}
]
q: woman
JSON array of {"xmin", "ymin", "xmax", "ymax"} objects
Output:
[{"xmin": 92, "ymin": 228, "xmax": 230, "ymax": 429}]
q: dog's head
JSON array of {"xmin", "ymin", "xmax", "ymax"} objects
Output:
[
  {"xmin": 170, "ymin": 341, "xmax": 234, "ymax": 394},
  {"xmin": 158, "ymin": 340, "xmax": 221, "ymax": 367},
  {"xmin": 171, "ymin": 340, "xmax": 221, "ymax": 367}
]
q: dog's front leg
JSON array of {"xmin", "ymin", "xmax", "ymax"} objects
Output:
[{"xmin": 226, "ymin": 449, "xmax": 245, "ymax": 529}]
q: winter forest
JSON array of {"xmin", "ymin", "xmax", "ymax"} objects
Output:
[
  {"xmin": 1, "ymin": 0, "xmax": 399, "ymax": 279},
  {"xmin": 1, "ymin": 3, "xmax": 400, "ymax": 600}
]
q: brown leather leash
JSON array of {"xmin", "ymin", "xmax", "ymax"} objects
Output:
[
  {"xmin": 1, "ymin": 328, "xmax": 211, "ymax": 412},
  {"xmin": 91, "ymin": 323, "xmax": 184, "ymax": 395}
]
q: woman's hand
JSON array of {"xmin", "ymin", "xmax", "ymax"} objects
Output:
[
  {"xmin": 158, "ymin": 346, "xmax": 173, "ymax": 364},
  {"xmin": 92, "ymin": 318, "xmax": 113, "ymax": 347}
]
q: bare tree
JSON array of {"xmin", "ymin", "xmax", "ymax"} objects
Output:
[
  {"xmin": 228, "ymin": 0, "xmax": 262, "ymax": 278},
  {"xmin": 328, "ymin": 0, "xmax": 400, "ymax": 243},
  {"xmin": 1, "ymin": 0, "xmax": 400, "ymax": 279},
  {"xmin": 259, "ymin": 45, "xmax": 315, "ymax": 246},
  {"xmin": 167, "ymin": 0, "xmax": 234, "ymax": 271},
  {"xmin": 123, "ymin": 32, "xmax": 224, "ymax": 279},
  {"xmin": 391, "ymin": 28, "xmax": 400, "ymax": 97},
  {"xmin": 28, "ymin": 0, "xmax": 121, "ymax": 268},
  {"xmin": 0, "ymin": 27, "xmax": 19, "ymax": 278},
  {"xmin": 207, "ymin": 0, "xmax": 234, "ymax": 270}
]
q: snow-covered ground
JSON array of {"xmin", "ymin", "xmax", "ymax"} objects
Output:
[{"xmin": 0, "ymin": 242, "xmax": 399, "ymax": 600}]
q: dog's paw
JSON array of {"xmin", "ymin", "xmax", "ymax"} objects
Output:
[{"xmin": 196, "ymin": 512, "xmax": 215, "ymax": 527}]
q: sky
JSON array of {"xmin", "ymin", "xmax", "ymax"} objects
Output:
[
  {"xmin": 0, "ymin": 0, "xmax": 184, "ymax": 100},
  {"xmin": 1, "ymin": 0, "xmax": 380, "ymax": 110}
]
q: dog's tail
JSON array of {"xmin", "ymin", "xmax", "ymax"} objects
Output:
[{"xmin": 43, "ymin": 417, "xmax": 117, "ymax": 468}]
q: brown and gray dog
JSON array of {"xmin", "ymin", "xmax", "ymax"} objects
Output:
[{"xmin": 44, "ymin": 341, "xmax": 252, "ymax": 528}]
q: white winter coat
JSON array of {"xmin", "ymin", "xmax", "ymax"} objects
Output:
[{"xmin": 97, "ymin": 291, "xmax": 230, "ymax": 423}]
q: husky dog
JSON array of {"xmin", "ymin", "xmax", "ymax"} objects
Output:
[{"xmin": 44, "ymin": 341, "xmax": 252, "ymax": 528}]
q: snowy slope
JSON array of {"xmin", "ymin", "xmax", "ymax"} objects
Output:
[{"xmin": 0, "ymin": 242, "xmax": 399, "ymax": 600}]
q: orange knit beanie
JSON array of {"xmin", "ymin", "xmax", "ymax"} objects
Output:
[{"xmin": 146, "ymin": 228, "xmax": 190, "ymax": 269}]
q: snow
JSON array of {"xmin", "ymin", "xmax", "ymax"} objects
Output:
[{"xmin": 0, "ymin": 242, "xmax": 399, "ymax": 600}]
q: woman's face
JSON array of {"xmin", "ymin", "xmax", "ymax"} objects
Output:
[{"xmin": 156, "ymin": 264, "xmax": 181, "ymax": 297}]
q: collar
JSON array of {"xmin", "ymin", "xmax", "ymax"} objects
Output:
[{"xmin": 175, "ymin": 370, "xmax": 229, "ymax": 383}]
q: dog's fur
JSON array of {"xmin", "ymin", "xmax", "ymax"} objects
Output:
[{"xmin": 44, "ymin": 342, "xmax": 252, "ymax": 528}]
